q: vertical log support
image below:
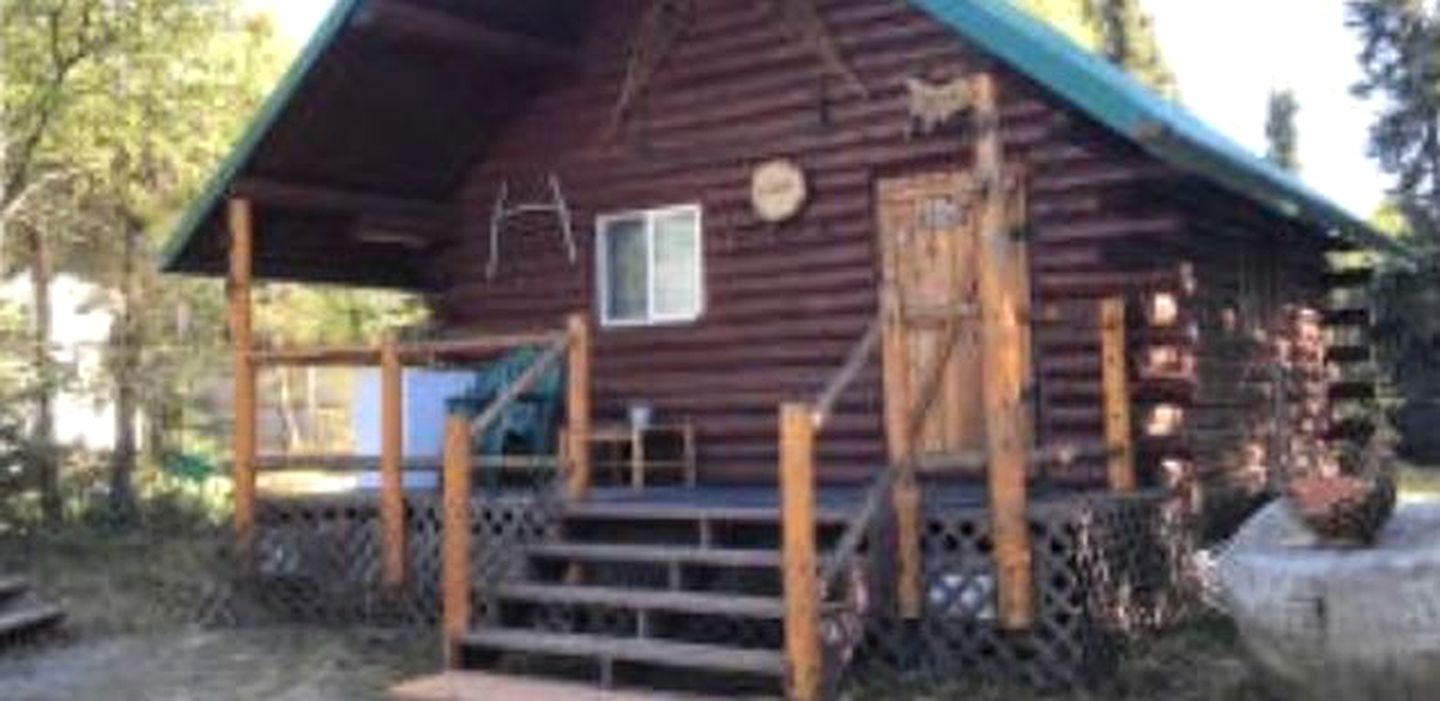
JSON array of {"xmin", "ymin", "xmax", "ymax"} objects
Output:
[
  {"xmin": 441, "ymin": 413, "xmax": 472, "ymax": 667},
  {"xmin": 227, "ymin": 198, "xmax": 257, "ymax": 565},
  {"xmin": 566, "ymin": 313, "xmax": 592, "ymax": 501},
  {"xmin": 881, "ymin": 290, "xmax": 923, "ymax": 620},
  {"xmin": 973, "ymin": 73, "xmax": 1034, "ymax": 630},
  {"xmin": 779, "ymin": 403, "xmax": 821, "ymax": 701},
  {"xmin": 380, "ymin": 340, "xmax": 407, "ymax": 588},
  {"xmin": 1100, "ymin": 298, "xmax": 1136, "ymax": 493}
]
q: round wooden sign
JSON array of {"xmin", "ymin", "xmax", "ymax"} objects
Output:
[{"xmin": 750, "ymin": 159, "xmax": 808, "ymax": 223}]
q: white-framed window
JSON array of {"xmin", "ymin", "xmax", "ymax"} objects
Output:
[{"xmin": 596, "ymin": 204, "xmax": 704, "ymax": 327}]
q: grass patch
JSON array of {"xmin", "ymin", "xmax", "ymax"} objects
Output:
[
  {"xmin": 0, "ymin": 525, "xmax": 232, "ymax": 635},
  {"xmin": 0, "ymin": 524, "xmax": 438, "ymax": 700}
]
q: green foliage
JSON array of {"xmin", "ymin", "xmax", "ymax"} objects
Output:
[
  {"xmin": 1265, "ymin": 89, "xmax": 1301, "ymax": 172},
  {"xmin": 1014, "ymin": 0, "xmax": 1179, "ymax": 98},
  {"xmin": 1016, "ymin": 0, "xmax": 1102, "ymax": 49},
  {"xmin": 1086, "ymin": 0, "xmax": 1179, "ymax": 98},
  {"xmin": 1350, "ymin": 2, "xmax": 1440, "ymax": 457},
  {"xmin": 1, "ymin": 2, "xmax": 428, "ymax": 529},
  {"xmin": 1349, "ymin": 0, "xmax": 1440, "ymax": 240}
]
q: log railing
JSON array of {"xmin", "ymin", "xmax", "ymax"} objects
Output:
[
  {"xmin": 220, "ymin": 198, "xmax": 593, "ymax": 665},
  {"xmin": 440, "ymin": 313, "xmax": 590, "ymax": 666},
  {"xmin": 237, "ymin": 328, "xmax": 573, "ymax": 592},
  {"xmin": 779, "ymin": 314, "xmax": 881, "ymax": 701},
  {"xmin": 778, "ymin": 297, "xmax": 1133, "ymax": 700}
]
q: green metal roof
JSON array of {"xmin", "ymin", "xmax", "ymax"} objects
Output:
[
  {"xmin": 910, "ymin": 0, "xmax": 1412, "ymax": 259},
  {"xmin": 161, "ymin": 0, "xmax": 1412, "ymax": 273},
  {"xmin": 159, "ymin": 0, "xmax": 365, "ymax": 272}
]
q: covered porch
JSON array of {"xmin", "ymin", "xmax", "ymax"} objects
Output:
[
  {"xmin": 164, "ymin": 2, "xmax": 1189, "ymax": 697},
  {"xmin": 217, "ymin": 183, "xmax": 1162, "ymax": 697}
]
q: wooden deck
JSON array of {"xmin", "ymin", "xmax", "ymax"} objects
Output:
[{"xmin": 390, "ymin": 671, "xmax": 737, "ymax": 701}]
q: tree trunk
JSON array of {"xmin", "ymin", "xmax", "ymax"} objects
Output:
[
  {"xmin": 28, "ymin": 228, "xmax": 60, "ymax": 526},
  {"xmin": 277, "ymin": 368, "xmax": 302, "ymax": 452},
  {"xmin": 109, "ymin": 222, "xmax": 139, "ymax": 520}
]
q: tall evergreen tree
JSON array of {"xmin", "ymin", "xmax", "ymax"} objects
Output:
[
  {"xmin": 1017, "ymin": 0, "xmax": 1179, "ymax": 98},
  {"xmin": 1349, "ymin": 1, "xmax": 1440, "ymax": 462},
  {"xmin": 1265, "ymin": 89, "xmax": 1301, "ymax": 172},
  {"xmin": 1086, "ymin": 0, "xmax": 1179, "ymax": 98},
  {"xmin": 1017, "ymin": 0, "xmax": 1102, "ymax": 49},
  {"xmin": 1348, "ymin": 0, "xmax": 1440, "ymax": 242}
]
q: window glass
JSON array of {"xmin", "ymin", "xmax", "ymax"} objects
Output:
[
  {"xmin": 652, "ymin": 209, "xmax": 701, "ymax": 319},
  {"xmin": 597, "ymin": 206, "xmax": 703, "ymax": 326},
  {"xmin": 602, "ymin": 216, "xmax": 647, "ymax": 323}
]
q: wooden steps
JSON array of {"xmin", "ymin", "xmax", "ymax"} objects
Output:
[
  {"xmin": 456, "ymin": 492, "xmax": 852, "ymax": 695},
  {"xmin": 0, "ymin": 575, "xmax": 64, "ymax": 646},
  {"xmin": 391, "ymin": 671, "xmax": 732, "ymax": 701},
  {"xmin": 563, "ymin": 500, "xmax": 850, "ymax": 525},
  {"xmin": 0, "ymin": 576, "xmax": 29, "ymax": 600},
  {"xmin": 525, "ymin": 543, "xmax": 783, "ymax": 569},
  {"xmin": 0, "ymin": 603, "xmax": 64, "ymax": 639},
  {"xmin": 462, "ymin": 629, "xmax": 785, "ymax": 677},
  {"xmin": 496, "ymin": 583, "xmax": 784, "ymax": 619}
]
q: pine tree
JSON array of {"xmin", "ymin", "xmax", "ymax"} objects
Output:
[
  {"xmin": 1265, "ymin": 89, "xmax": 1301, "ymax": 172},
  {"xmin": 1348, "ymin": 0, "xmax": 1440, "ymax": 241},
  {"xmin": 1349, "ymin": 1, "xmax": 1440, "ymax": 462},
  {"xmin": 1016, "ymin": 0, "xmax": 1179, "ymax": 98},
  {"xmin": 1086, "ymin": 0, "xmax": 1179, "ymax": 98},
  {"xmin": 1017, "ymin": 0, "xmax": 1102, "ymax": 49}
]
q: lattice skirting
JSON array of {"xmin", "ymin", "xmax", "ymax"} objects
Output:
[
  {"xmin": 851, "ymin": 489, "xmax": 1195, "ymax": 691},
  {"xmin": 234, "ymin": 488, "xmax": 1190, "ymax": 692},
  {"xmin": 242, "ymin": 492, "xmax": 557, "ymax": 625}
]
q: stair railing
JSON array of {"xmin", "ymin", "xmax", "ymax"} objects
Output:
[
  {"xmin": 780, "ymin": 296, "xmax": 1136, "ymax": 699},
  {"xmin": 778, "ymin": 314, "xmax": 881, "ymax": 701},
  {"xmin": 441, "ymin": 312, "xmax": 590, "ymax": 667}
]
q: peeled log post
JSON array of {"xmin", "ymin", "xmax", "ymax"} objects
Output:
[
  {"xmin": 880, "ymin": 289, "xmax": 923, "ymax": 619},
  {"xmin": 1101, "ymin": 298, "xmax": 1136, "ymax": 493},
  {"xmin": 566, "ymin": 313, "xmax": 592, "ymax": 501},
  {"xmin": 779, "ymin": 403, "xmax": 821, "ymax": 701},
  {"xmin": 228, "ymin": 198, "xmax": 257, "ymax": 566},
  {"xmin": 441, "ymin": 414, "xmax": 472, "ymax": 667},
  {"xmin": 380, "ymin": 340, "xmax": 406, "ymax": 589},
  {"xmin": 973, "ymin": 73, "xmax": 1035, "ymax": 630}
]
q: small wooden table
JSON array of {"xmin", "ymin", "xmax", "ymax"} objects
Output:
[{"xmin": 579, "ymin": 420, "xmax": 697, "ymax": 489}]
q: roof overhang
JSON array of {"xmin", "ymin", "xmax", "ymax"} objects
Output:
[
  {"xmin": 910, "ymin": 0, "xmax": 1415, "ymax": 261},
  {"xmin": 163, "ymin": 0, "xmax": 1414, "ymax": 288},
  {"xmin": 159, "ymin": 0, "xmax": 583, "ymax": 288}
]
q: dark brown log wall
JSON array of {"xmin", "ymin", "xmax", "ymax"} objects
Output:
[{"xmin": 424, "ymin": 0, "xmax": 1326, "ymax": 486}]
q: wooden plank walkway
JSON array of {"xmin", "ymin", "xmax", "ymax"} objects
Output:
[{"xmin": 390, "ymin": 671, "xmax": 738, "ymax": 701}]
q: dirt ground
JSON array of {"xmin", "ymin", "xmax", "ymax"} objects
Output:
[
  {"xmin": 0, "ymin": 620, "xmax": 1265, "ymax": 701},
  {"xmin": 0, "ymin": 523, "xmax": 1274, "ymax": 701},
  {"xmin": 0, "ymin": 627, "xmax": 432, "ymax": 701},
  {"xmin": 0, "ymin": 527, "xmax": 436, "ymax": 701}
]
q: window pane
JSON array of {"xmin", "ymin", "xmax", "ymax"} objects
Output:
[
  {"xmin": 603, "ymin": 217, "xmax": 647, "ymax": 322},
  {"xmin": 652, "ymin": 209, "xmax": 701, "ymax": 318}
]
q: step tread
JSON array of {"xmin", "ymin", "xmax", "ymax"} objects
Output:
[
  {"xmin": 526, "ymin": 543, "xmax": 783, "ymax": 568},
  {"xmin": 461, "ymin": 628, "xmax": 784, "ymax": 676},
  {"xmin": 497, "ymin": 583, "xmax": 783, "ymax": 618},
  {"xmin": 0, "ymin": 576, "xmax": 29, "ymax": 600},
  {"xmin": 563, "ymin": 502, "xmax": 851, "ymax": 524},
  {"xmin": 0, "ymin": 604, "xmax": 64, "ymax": 637}
]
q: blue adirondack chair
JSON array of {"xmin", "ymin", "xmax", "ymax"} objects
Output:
[{"xmin": 447, "ymin": 346, "xmax": 564, "ymax": 490}]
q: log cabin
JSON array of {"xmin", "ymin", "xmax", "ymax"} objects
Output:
[{"xmin": 161, "ymin": 0, "xmax": 1409, "ymax": 697}]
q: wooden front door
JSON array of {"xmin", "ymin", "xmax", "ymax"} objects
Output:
[{"xmin": 876, "ymin": 169, "xmax": 1030, "ymax": 471}]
